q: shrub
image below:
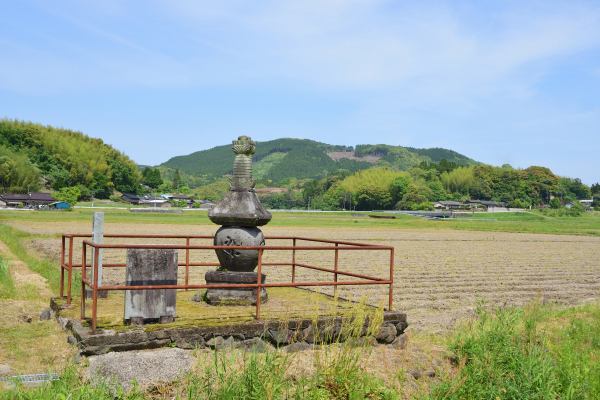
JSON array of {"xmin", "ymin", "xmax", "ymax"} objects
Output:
[{"xmin": 549, "ymin": 198, "xmax": 562, "ymax": 209}]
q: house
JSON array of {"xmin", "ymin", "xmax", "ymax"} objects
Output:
[
  {"xmin": 122, "ymin": 193, "xmax": 142, "ymax": 204},
  {"xmin": 49, "ymin": 201, "xmax": 71, "ymax": 210},
  {"xmin": 580, "ymin": 199, "xmax": 593, "ymax": 209},
  {"xmin": 195, "ymin": 199, "xmax": 215, "ymax": 210},
  {"xmin": 468, "ymin": 200, "xmax": 508, "ymax": 212},
  {"xmin": 140, "ymin": 195, "xmax": 169, "ymax": 207},
  {"xmin": 0, "ymin": 192, "xmax": 56, "ymax": 208},
  {"xmin": 433, "ymin": 200, "xmax": 465, "ymax": 210},
  {"xmin": 163, "ymin": 194, "xmax": 194, "ymax": 207},
  {"xmin": 122, "ymin": 193, "xmax": 169, "ymax": 207}
]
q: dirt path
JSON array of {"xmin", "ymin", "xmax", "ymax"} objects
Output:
[{"xmin": 0, "ymin": 239, "xmax": 74, "ymax": 375}]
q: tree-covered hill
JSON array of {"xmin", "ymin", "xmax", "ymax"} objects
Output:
[
  {"xmin": 161, "ymin": 138, "xmax": 476, "ymax": 184},
  {"xmin": 0, "ymin": 120, "xmax": 141, "ymax": 197}
]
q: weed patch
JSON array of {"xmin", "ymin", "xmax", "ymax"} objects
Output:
[{"xmin": 429, "ymin": 302, "xmax": 600, "ymax": 399}]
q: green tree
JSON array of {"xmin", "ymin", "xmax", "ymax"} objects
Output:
[
  {"xmin": 55, "ymin": 186, "xmax": 81, "ymax": 206},
  {"xmin": 397, "ymin": 181, "xmax": 433, "ymax": 210},
  {"xmin": 142, "ymin": 167, "xmax": 163, "ymax": 189},
  {"xmin": 389, "ymin": 174, "xmax": 412, "ymax": 204},
  {"xmin": 0, "ymin": 119, "xmax": 141, "ymax": 196},
  {"xmin": 0, "ymin": 147, "xmax": 41, "ymax": 192},
  {"xmin": 558, "ymin": 177, "xmax": 591, "ymax": 200},
  {"xmin": 549, "ymin": 198, "xmax": 562, "ymax": 209},
  {"xmin": 173, "ymin": 168, "xmax": 182, "ymax": 190},
  {"xmin": 441, "ymin": 166, "xmax": 475, "ymax": 195}
]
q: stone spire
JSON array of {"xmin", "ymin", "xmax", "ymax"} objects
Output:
[
  {"xmin": 231, "ymin": 136, "xmax": 256, "ymax": 191},
  {"xmin": 208, "ymin": 136, "xmax": 272, "ymax": 227}
]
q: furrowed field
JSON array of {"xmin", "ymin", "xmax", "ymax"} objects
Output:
[{"xmin": 1, "ymin": 209, "xmax": 599, "ymax": 398}]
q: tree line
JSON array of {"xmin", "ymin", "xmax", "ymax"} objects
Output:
[
  {"xmin": 0, "ymin": 120, "xmax": 140, "ymax": 198},
  {"xmin": 260, "ymin": 161, "xmax": 598, "ymax": 211}
]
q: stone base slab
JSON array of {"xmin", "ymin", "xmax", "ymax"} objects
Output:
[
  {"xmin": 204, "ymin": 271, "xmax": 268, "ymax": 306},
  {"xmin": 51, "ymin": 297, "xmax": 407, "ymax": 356}
]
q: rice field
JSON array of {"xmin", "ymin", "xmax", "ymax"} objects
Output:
[{"xmin": 11, "ymin": 217, "xmax": 600, "ymax": 333}]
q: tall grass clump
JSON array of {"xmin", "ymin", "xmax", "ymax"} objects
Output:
[
  {"xmin": 304, "ymin": 299, "xmax": 398, "ymax": 399},
  {"xmin": 180, "ymin": 300, "xmax": 396, "ymax": 399},
  {"xmin": 0, "ymin": 255, "xmax": 16, "ymax": 298},
  {"xmin": 429, "ymin": 301, "xmax": 600, "ymax": 400},
  {"xmin": 185, "ymin": 350, "xmax": 290, "ymax": 399}
]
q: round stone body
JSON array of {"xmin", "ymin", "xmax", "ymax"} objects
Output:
[{"xmin": 214, "ymin": 226, "xmax": 265, "ymax": 272}]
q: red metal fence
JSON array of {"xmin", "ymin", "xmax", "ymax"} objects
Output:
[{"xmin": 59, "ymin": 234, "xmax": 394, "ymax": 333}]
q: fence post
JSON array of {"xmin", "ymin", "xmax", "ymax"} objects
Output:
[
  {"xmin": 291, "ymin": 238, "xmax": 296, "ymax": 283},
  {"xmin": 185, "ymin": 237, "xmax": 190, "ymax": 290},
  {"xmin": 91, "ymin": 245, "xmax": 99, "ymax": 334},
  {"xmin": 334, "ymin": 243, "xmax": 339, "ymax": 298},
  {"xmin": 60, "ymin": 235, "xmax": 65, "ymax": 298},
  {"xmin": 388, "ymin": 248, "xmax": 394, "ymax": 311},
  {"xmin": 255, "ymin": 248, "xmax": 263, "ymax": 320},
  {"xmin": 80, "ymin": 244, "xmax": 86, "ymax": 320},
  {"xmin": 67, "ymin": 236, "xmax": 74, "ymax": 305}
]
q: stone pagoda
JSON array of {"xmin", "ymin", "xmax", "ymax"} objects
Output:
[{"xmin": 204, "ymin": 136, "xmax": 272, "ymax": 305}]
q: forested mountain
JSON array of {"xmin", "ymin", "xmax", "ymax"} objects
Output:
[
  {"xmin": 0, "ymin": 120, "xmax": 140, "ymax": 197},
  {"xmin": 2, "ymin": 120, "xmax": 594, "ymax": 211},
  {"xmin": 161, "ymin": 138, "xmax": 475, "ymax": 184}
]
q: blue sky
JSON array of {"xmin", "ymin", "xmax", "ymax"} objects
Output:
[{"xmin": 1, "ymin": 1, "xmax": 599, "ymax": 184}]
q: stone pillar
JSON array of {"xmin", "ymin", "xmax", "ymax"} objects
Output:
[
  {"xmin": 87, "ymin": 212, "xmax": 107, "ymax": 298},
  {"xmin": 92, "ymin": 212, "xmax": 104, "ymax": 287},
  {"xmin": 124, "ymin": 249, "xmax": 177, "ymax": 325}
]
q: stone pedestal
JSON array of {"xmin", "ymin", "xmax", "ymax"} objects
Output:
[
  {"xmin": 204, "ymin": 271, "xmax": 267, "ymax": 306},
  {"xmin": 124, "ymin": 249, "xmax": 177, "ymax": 325}
]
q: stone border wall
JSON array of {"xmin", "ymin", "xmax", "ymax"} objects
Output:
[{"xmin": 51, "ymin": 298, "xmax": 408, "ymax": 356}]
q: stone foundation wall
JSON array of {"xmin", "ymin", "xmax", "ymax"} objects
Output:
[{"xmin": 51, "ymin": 298, "xmax": 408, "ymax": 356}]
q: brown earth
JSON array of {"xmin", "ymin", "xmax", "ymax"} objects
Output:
[{"xmin": 327, "ymin": 151, "xmax": 381, "ymax": 163}]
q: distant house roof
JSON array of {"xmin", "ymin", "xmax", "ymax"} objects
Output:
[
  {"xmin": 169, "ymin": 194, "xmax": 192, "ymax": 200},
  {"xmin": 468, "ymin": 200, "xmax": 506, "ymax": 207},
  {"xmin": 140, "ymin": 195, "xmax": 167, "ymax": 204},
  {"xmin": 436, "ymin": 201, "xmax": 464, "ymax": 206},
  {"xmin": 29, "ymin": 192, "xmax": 55, "ymax": 202},
  {"xmin": 122, "ymin": 193, "xmax": 141, "ymax": 202},
  {"xmin": 1, "ymin": 193, "xmax": 30, "ymax": 201},
  {"xmin": 0, "ymin": 192, "xmax": 55, "ymax": 203}
]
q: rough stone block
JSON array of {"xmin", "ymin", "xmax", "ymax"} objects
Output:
[
  {"xmin": 124, "ymin": 249, "xmax": 177, "ymax": 324},
  {"xmin": 375, "ymin": 322, "xmax": 397, "ymax": 344}
]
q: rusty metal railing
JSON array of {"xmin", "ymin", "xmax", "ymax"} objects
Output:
[{"xmin": 59, "ymin": 234, "xmax": 394, "ymax": 333}]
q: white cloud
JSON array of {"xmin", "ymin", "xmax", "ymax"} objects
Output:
[{"xmin": 2, "ymin": 1, "xmax": 599, "ymax": 100}]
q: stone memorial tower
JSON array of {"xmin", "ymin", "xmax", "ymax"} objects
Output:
[{"xmin": 204, "ymin": 136, "xmax": 272, "ymax": 305}]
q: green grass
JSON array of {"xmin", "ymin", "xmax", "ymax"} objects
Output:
[
  {"xmin": 0, "ymin": 256, "xmax": 16, "ymax": 299},
  {"xmin": 2, "ymin": 208, "xmax": 600, "ymax": 235},
  {"xmin": 428, "ymin": 301, "xmax": 600, "ymax": 400}
]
